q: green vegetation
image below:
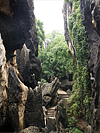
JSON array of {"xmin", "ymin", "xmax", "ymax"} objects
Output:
[
  {"xmin": 38, "ymin": 31, "xmax": 74, "ymax": 81},
  {"xmin": 36, "ymin": 0, "xmax": 91, "ymax": 131},
  {"xmin": 66, "ymin": 0, "xmax": 91, "ymax": 129},
  {"xmin": 35, "ymin": 18, "xmax": 45, "ymax": 49},
  {"xmin": 69, "ymin": 128, "xmax": 83, "ymax": 133},
  {"xmin": 46, "ymin": 30, "xmax": 63, "ymax": 40},
  {"xmin": 41, "ymin": 78, "xmax": 47, "ymax": 85}
]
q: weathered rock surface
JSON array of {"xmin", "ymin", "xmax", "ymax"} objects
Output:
[
  {"xmin": 16, "ymin": 44, "xmax": 42, "ymax": 89},
  {"xmin": 80, "ymin": 0, "xmax": 100, "ymax": 132},
  {"xmin": 16, "ymin": 44, "xmax": 30, "ymax": 77},
  {"xmin": 0, "ymin": 37, "xmax": 7, "ymax": 129},
  {"xmin": 60, "ymin": 79, "xmax": 73, "ymax": 91},
  {"xmin": 43, "ymin": 38, "xmax": 51, "ymax": 49},
  {"xmin": 42, "ymin": 78, "xmax": 61, "ymax": 108},
  {"xmin": 0, "ymin": 0, "xmax": 44, "ymax": 132},
  {"xmin": 24, "ymin": 87, "xmax": 44, "ymax": 129},
  {"xmin": 19, "ymin": 126, "xmax": 41, "ymax": 133},
  {"xmin": 63, "ymin": 0, "xmax": 100, "ymax": 132},
  {"xmin": 7, "ymin": 65, "xmax": 28, "ymax": 132},
  {"xmin": 0, "ymin": 0, "xmax": 38, "ymax": 60},
  {"xmin": 44, "ymin": 99, "xmax": 67, "ymax": 133},
  {"xmin": 63, "ymin": 0, "xmax": 75, "ymax": 55},
  {"xmin": 85, "ymin": 125, "xmax": 92, "ymax": 133},
  {"xmin": 42, "ymin": 78, "xmax": 60, "ymax": 97},
  {"xmin": 42, "ymin": 87, "xmax": 68, "ymax": 133}
]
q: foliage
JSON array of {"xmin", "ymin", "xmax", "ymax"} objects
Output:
[
  {"xmin": 41, "ymin": 78, "xmax": 47, "ymax": 85},
  {"xmin": 68, "ymin": 0, "xmax": 91, "ymax": 122},
  {"xmin": 69, "ymin": 128, "xmax": 83, "ymax": 133},
  {"xmin": 38, "ymin": 31, "xmax": 74, "ymax": 80},
  {"xmin": 68, "ymin": 117, "xmax": 77, "ymax": 128},
  {"xmin": 46, "ymin": 30, "xmax": 63, "ymax": 40},
  {"xmin": 35, "ymin": 18, "xmax": 45, "ymax": 48}
]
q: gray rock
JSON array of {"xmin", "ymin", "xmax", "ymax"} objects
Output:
[
  {"xmin": 42, "ymin": 78, "xmax": 61, "ymax": 107},
  {"xmin": 42, "ymin": 77, "xmax": 61, "ymax": 97},
  {"xmin": 19, "ymin": 126, "xmax": 41, "ymax": 133},
  {"xmin": 61, "ymin": 79, "xmax": 73, "ymax": 91},
  {"xmin": 85, "ymin": 125, "xmax": 92, "ymax": 133},
  {"xmin": 63, "ymin": 1, "xmax": 75, "ymax": 55}
]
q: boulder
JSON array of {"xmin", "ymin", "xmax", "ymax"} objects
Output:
[
  {"xmin": 24, "ymin": 87, "xmax": 45, "ymax": 129},
  {"xmin": 42, "ymin": 77, "xmax": 61, "ymax": 97},
  {"xmin": 61, "ymin": 79, "xmax": 73, "ymax": 91},
  {"xmin": 42, "ymin": 78, "xmax": 61, "ymax": 107},
  {"xmin": 85, "ymin": 125, "xmax": 92, "ymax": 133},
  {"xmin": 19, "ymin": 126, "xmax": 41, "ymax": 133}
]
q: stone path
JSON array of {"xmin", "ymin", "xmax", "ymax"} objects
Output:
[
  {"xmin": 57, "ymin": 89, "xmax": 69, "ymax": 99},
  {"xmin": 47, "ymin": 89, "xmax": 69, "ymax": 118},
  {"xmin": 47, "ymin": 106, "xmax": 56, "ymax": 118}
]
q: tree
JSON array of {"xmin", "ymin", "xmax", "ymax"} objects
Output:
[
  {"xmin": 38, "ymin": 31, "xmax": 74, "ymax": 80},
  {"xmin": 46, "ymin": 30, "xmax": 64, "ymax": 40},
  {"xmin": 35, "ymin": 18, "xmax": 45, "ymax": 48}
]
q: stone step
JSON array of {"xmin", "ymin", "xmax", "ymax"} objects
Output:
[
  {"xmin": 47, "ymin": 109, "xmax": 55, "ymax": 117},
  {"xmin": 47, "ymin": 110, "xmax": 55, "ymax": 112},
  {"xmin": 47, "ymin": 112, "xmax": 54, "ymax": 114},
  {"xmin": 59, "ymin": 94, "xmax": 69, "ymax": 98},
  {"xmin": 47, "ymin": 114, "xmax": 54, "ymax": 116},
  {"xmin": 47, "ymin": 115, "xmax": 55, "ymax": 117}
]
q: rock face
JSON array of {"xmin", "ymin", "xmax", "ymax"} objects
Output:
[
  {"xmin": 24, "ymin": 87, "xmax": 44, "ymax": 129},
  {"xmin": 19, "ymin": 126, "xmax": 41, "ymax": 133},
  {"xmin": 16, "ymin": 44, "xmax": 42, "ymax": 89},
  {"xmin": 0, "ymin": 0, "xmax": 44, "ymax": 132},
  {"xmin": 43, "ymin": 38, "xmax": 51, "ymax": 49},
  {"xmin": 0, "ymin": 37, "xmax": 7, "ymax": 130},
  {"xmin": 0, "ymin": 0, "xmax": 38, "ymax": 60},
  {"xmin": 63, "ymin": 0, "xmax": 75, "ymax": 55},
  {"xmin": 80, "ymin": 0, "xmax": 100, "ymax": 133},
  {"xmin": 63, "ymin": 0, "xmax": 100, "ymax": 133},
  {"xmin": 63, "ymin": 0, "xmax": 100, "ymax": 132}
]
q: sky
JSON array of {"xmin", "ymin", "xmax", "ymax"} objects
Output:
[{"xmin": 34, "ymin": 0, "xmax": 64, "ymax": 35}]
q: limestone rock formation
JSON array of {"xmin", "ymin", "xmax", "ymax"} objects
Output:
[
  {"xmin": 42, "ymin": 77, "xmax": 61, "ymax": 108},
  {"xmin": 19, "ymin": 126, "xmax": 41, "ymax": 133},
  {"xmin": 16, "ymin": 44, "xmax": 42, "ymax": 89},
  {"xmin": 63, "ymin": 0, "xmax": 75, "ymax": 55},
  {"xmin": 7, "ymin": 64, "xmax": 28, "ymax": 132},
  {"xmin": 24, "ymin": 86, "xmax": 44, "ymax": 129},
  {"xmin": 42, "ymin": 80, "xmax": 68, "ymax": 132},
  {"xmin": 0, "ymin": 0, "xmax": 44, "ymax": 132},
  {"xmin": 0, "ymin": 0, "xmax": 38, "ymax": 60},
  {"xmin": 60, "ymin": 79, "xmax": 73, "ymax": 91},
  {"xmin": 0, "ymin": 36, "xmax": 7, "ymax": 129},
  {"xmin": 80, "ymin": 0, "xmax": 100, "ymax": 132},
  {"xmin": 43, "ymin": 38, "xmax": 51, "ymax": 49},
  {"xmin": 63, "ymin": 0, "xmax": 100, "ymax": 132}
]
